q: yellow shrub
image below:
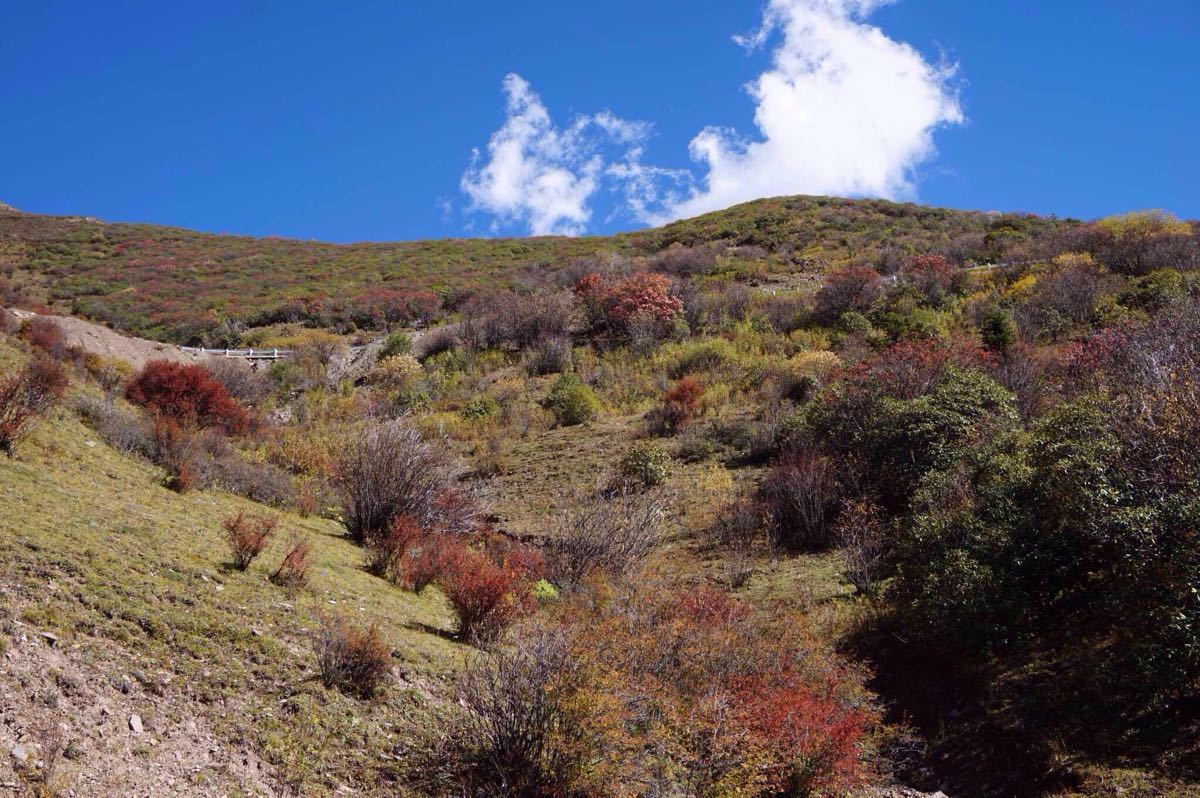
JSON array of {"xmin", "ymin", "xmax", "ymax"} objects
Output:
[
  {"xmin": 364, "ymin": 354, "xmax": 422, "ymax": 391},
  {"xmin": 789, "ymin": 350, "xmax": 842, "ymax": 377}
]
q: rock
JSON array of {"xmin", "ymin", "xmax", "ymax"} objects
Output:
[
  {"xmin": 10, "ymin": 744, "xmax": 30, "ymax": 764},
  {"xmin": 40, "ymin": 631, "xmax": 59, "ymax": 646},
  {"xmin": 129, "ymin": 714, "xmax": 143, "ymax": 734}
]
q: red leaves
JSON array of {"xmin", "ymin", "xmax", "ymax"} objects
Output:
[
  {"xmin": 732, "ymin": 673, "xmax": 867, "ymax": 794},
  {"xmin": 440, "ymin": 541, "xmax": 539, "ymax": 645},
  {"xmin": 0, "ymin": 355, "xmax": 68, "ymax": 456},
  {"xmin": 574, "ymin": 271, "xmax": 683, "ymax": 331},
  {"xmin": 126, "ymin": 360, "xmax": 250, "ymax": 435}
]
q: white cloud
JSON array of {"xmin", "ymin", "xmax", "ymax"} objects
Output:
[
  {"xmin": 460, "ymin": 1, "xmax": 963, "ymax": 234},
  {"xmin": 460, "ymin": 74, "xmax": 651, "ymax": 236},
  {"xmin": 661, "ymin": 0, "xmax": 963, "ymax": 222}
]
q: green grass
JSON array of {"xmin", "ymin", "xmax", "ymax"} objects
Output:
[{"xmin": 0, "ymin": 356, "xmax": 471, "ymax": 793}]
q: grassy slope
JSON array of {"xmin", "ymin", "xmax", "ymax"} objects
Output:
[
  {"xmin": 0, "ymin": 196, "xmax": 1078, "ymax": 342},
  {"xmin": 0, "ymin": 346, "xmax": 468, "ymax": 795}
]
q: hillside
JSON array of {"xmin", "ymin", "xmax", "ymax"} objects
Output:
[
  {"xmin": 2, "ymin": 197, "xmax": 1199, "ymax": 797},
  {"xmin": 0, "ymin": 196, "xmax": 1079, "ymax": 343}
]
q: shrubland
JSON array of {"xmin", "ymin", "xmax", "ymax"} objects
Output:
[{"xmin": 1, "ymin": 198, "xmax": 1199, "ymax": 796}]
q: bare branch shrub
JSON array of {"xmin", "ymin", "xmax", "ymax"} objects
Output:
[
  {"xmin": 759, "ymin": 448, "xmax": 841, "ymax": 551},
  {"xmin": 521, "ymin": 335, "xmax": 571, "ymax": 376},
  {"xmin": 834, "ymin": 499, "xmax": 890, "ymax": 598},
  {"xmin": 443, "ymin": 628, "xmax": 589, "ymax": 796},
  {"xmin": 335, "ymin": 421, "xmax": 477, "ymax": 543},
  {"xmin": 548, "ymin": 490, "xmax": 669, "ymax": 587},
  {"xmin": 205, "ymin": 358, "xmax": 270, "ymax": 404}
]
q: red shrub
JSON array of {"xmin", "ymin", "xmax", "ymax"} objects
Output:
[
  {"xmin": 440, "ymin": 546, "xmax": 537, "ymax": 645},
  {"xmin": 126, "ymin": 360, "xmax": 250, "ymax": 435},
  {"xmin": 364, "ymin": 514, "xmax": 424, "ymax": 581},
  {"xmin": 22, "ymin": 318, "xmax": 67, "ymax": 359},
  {"xmin": 574, "ymin": 272, "xmax": 682, "ymax": 333},
  {"xmin": 902, "ymin": 253, "xmax": 956, "ymax": 305},
  {"xmin": 813, "ymin": 265, "xmax": 884, "ymax": 323},
  {"xmin": 733, "ymin": 674, "xmax": 867, "ymax": 795},
  {"xmin": 400, "ymin": 533, "xmax": 466, "ymax": 593},
  {"xmin": 838, "ymin": 338, "xmax": 995, "ymax": 401},
  {"xmin": 223, "ymin": 511, "xmax": 278, "ymax": 571},
  {"xmin": 272, "ymin": 535, "xmax": 313, "ymax": 589},
  {"xmin": 646, "ymin": 377, "xmax": 705, "ymax": 436},
  {"xmin": 314, "ymin": 615, "xmax": 392, "ymax": 699},
  {"xmin": 0, "ymin": 355, "xmax": 68, "ymax": 456},
  {"xmin": 150, "ymin": 416, "xmax": 198, "ymax": 492}
]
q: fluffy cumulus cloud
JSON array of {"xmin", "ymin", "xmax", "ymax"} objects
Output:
[
  {"xmin": 461, "ymin": 0, "xmax": 963, "ymax": 235},
  {"xmin": 664, "ymin": 0, "xmax": 963, "ymax": 222},
  {"xmin": 460, "ymin": 74, "xmax": 651, "ymax": 236}
]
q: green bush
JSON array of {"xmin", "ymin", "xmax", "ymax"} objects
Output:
[
  {"xmin": 664, "ymin": 338, "xmax": 738, "ymax": 379},
  {"xmin": 980, "ymin": 306, "xmax": 1017, "ymax": 353},
  {"xmin": 379, "ymin": 331, "xmax": 413, "ymax": 359},
  {"xmin": 461, "ymin": 396, "xmax": 499, "ymax": 421},
  {"xmin": 619, "ymin": 441, "xmax": 671, "ymax": 487},
  {"xmin": 542, "ymin": 374, "xmax": 600, "ymax": 427}
]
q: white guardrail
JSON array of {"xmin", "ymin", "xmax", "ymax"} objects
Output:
[{"xmin": 179, "ymin": 345, "xmax": 368, "ymax": 360}]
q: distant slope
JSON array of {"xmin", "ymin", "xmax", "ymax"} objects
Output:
[{"xmin": 0, "ymin": 196, "xmax": 1080, "ymax": 342}]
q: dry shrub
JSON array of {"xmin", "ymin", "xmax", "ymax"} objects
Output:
[
  {"xmin": 223, "ymin": 511, "xmax": 278, "ymax": 571},
  {"xmin": 335, "ymin": 421, "xmax": 479, "ymax": 544},
  {"xmin": 71, "ymin": 394, "xmax": 152, "ymax": 456},
  {"xmin": 0, "ymin": 355, "xmax": 68, "ymax": 456},
  {"xmin": 710, "ymin": 497, "xmax": 768, "ymax": 551},
  {"xmin": 205, "ymin": 358, "xmax": 270, "ymax": 404},
  {"xmin": 272, "ymin": 534, "xmax": 313, "ymax": 589},
  {"xmin": 429, "ymin": 628, "xmax": 592, "ymax": 797},
  {"xmin": 314, "ymin": 615, "xmax": 392, "ymax": 699},
  {"xmin": 759, "ymin": 449, "xmax": 841, "ymax": 551},
  {"xmin": 834, "ymin": 499, "xmax": 889, "ymax": 598},
  {"xmin": 521, "ymin": 335, "xmax": 571, "ymax": 376},
  {"xmin": 548, "ymin": 490, "xmax": 668, "ymax": 587},
  {"xmin": 415, "ymin": 326, "xmax": 460, "ymax": 361},
  {"xmin": 150, "ymin": 416, "xmax": 198, "ymax": 492}
]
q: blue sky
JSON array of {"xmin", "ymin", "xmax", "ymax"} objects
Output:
[{"xmin": 1, "ymin": 1, "xmax": 1197, "ymax": 241}]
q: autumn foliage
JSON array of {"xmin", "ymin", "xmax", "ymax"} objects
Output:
[
  {"xmin": 0, "ymin": 355, "xmax": 68, "ymax": 456},
  {"xmin": 125, "ymin": 360, "xmax": 250, "ymax": 435},
  {"xmin": 574, "ymin": 271, "xmax": 683, "ymax": 333}
]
